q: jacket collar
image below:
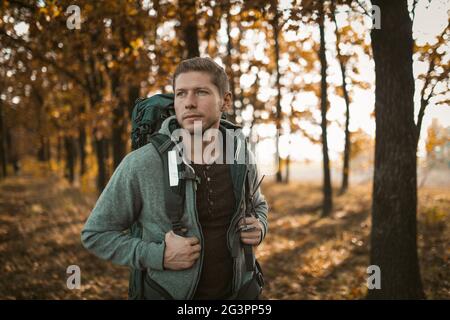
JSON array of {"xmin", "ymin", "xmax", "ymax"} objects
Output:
[{"xmin": 158, "ymin": 115, "xmax": 247, "ymax": 163}]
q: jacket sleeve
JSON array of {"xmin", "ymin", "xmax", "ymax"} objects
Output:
[
  {"xmin": 248, "ymin": 149, "xmax": 269, "ymax": 244},
  {"xmin": 80, "ymin": 153, "xmax": 165, "ymax": 271}
]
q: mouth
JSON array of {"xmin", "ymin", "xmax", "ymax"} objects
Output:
[{"xmin": 183, "ymin": 114, "xmax": 203, "ymax": 121}]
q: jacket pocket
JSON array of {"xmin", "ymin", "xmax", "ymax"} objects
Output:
[{"xmin": 143, "ymin": 275, "xmax": 174, "ymax": 300}]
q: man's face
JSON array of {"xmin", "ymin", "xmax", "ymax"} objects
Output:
[{"xmin": 174, "ymin": 71, "xmax": 230, "ymax": 134}]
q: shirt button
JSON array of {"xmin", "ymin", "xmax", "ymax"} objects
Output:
[{"xmin": 207, "ymin": 177, "xmax": 211, "ymax": 182}]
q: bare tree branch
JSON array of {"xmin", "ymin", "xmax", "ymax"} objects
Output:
[
  {"xmin": 416, "ymin": 55, "xmax": 437, "ymax": 144},
  {"xmin": 353, "ymin": 0, "xmax": 371, "ymax": 17},
  {"xmin": 411, "ymin": 0, "xmax": 418, "ymax": 23},
  {"xmin": 5, "ymin": 0, "xmax": 37, "ymax": 12},
  {"xmin": 0, "ymin": 29, "xmax": 89, "ymax": 92}
]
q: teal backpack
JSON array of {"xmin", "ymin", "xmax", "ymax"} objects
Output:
[
  {"xmin": 131, "ymin": 93, "xmax": 175, "ymax": 150},
  {"xmin": 129, "ymin": 93, "xmax": 188, "ymax": 299}
]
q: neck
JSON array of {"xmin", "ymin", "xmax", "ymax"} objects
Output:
[{"xmin": 185, "ymin": 126, "xmax": 223, "ymax": 164}]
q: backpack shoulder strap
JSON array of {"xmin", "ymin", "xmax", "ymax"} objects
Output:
[
  {"xmin": 148, "ymin": 133, "xmax": 187, "ymax": 236},
  {"xmin": 148, "ymin": 132, "xmax": 174, "ymax": 154},
  {"xmin": 128, "ymin": 132, "xmax": 183, "ymax": 300}
]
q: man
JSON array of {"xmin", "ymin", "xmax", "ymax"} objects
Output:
[{"xmin": 81, "ymin": 57, "xmax": 269, "ymax": 300}]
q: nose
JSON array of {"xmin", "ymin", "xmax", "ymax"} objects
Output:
[{"xmin": 185, "ymin": 91, "xmax": 197, "ymax": 110}]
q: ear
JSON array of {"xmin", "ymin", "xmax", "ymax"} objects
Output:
[{"xmin": 221, "ymin": 91, "xmax": 233, "ymax": 112}]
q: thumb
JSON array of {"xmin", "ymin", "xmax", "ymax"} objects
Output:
[
  {"xmin": 165, "ymin": 230, "xmax": 175, "ymax": 240},
  {"xmin": 171, "ymin": 230, "xmax": 187, "ymax": 239}
]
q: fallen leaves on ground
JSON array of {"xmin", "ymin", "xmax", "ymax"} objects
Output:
[{"xmin": 0, "ymin": 171, "xmax": 448, "ymax": 299}]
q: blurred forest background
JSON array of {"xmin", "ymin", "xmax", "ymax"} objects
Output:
[{"xmin": 0, "ymin": 0, "xmax": 449, "ymax": 299}]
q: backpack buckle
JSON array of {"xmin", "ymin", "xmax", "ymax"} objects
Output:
[
  {"xmin": 179, "ymin": 170, "xmax": 200, "ymax": 183},
  {"xmin": 172, "ymin": 221, "xmax": 186, "ymax": 236}
]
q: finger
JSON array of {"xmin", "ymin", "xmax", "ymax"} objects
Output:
[
  {"xmin": 240, "ymin": 232, "xmax": 256, "ymax": 237},
  {"xmin": 241, "ymin": 236, "xmax": 260, "ymax": 243},
  {"xmin": 245, "ymin": 221, "xmax": 261, "ymax": 229},
  {"xmin": 186, "ymin": 236, "xmax": 200, "ymax": 245},
  {"xmin": 241, "ymin": 228, "xmax": 261, "ymax": 235},
  {"xmin": 182, "ymin": 261, "xmax": 194, "ymax": 269},
  {"xmin": 190, "ymin": 252, "xmax": 201, "ymax": 261},
  {"xmin": 190, "ymin": 244, "xmax": 201, "ymax": 253},
  {"xmin": 238, "ymin": 217, "xmax": 258, "ymax": 225},
  {"xmin": 247, "ymin": 216, "xmax": 258, "ymax": 223},
  {"xmin": 167, "ymin": 230, "xmax": 182, "ymax": 241},
  {"xmin": 167, "ymin": 230, "xmax": 176, "ymax": 236},
  {"xmin": 170, "ymin": 230, "xmax": 187, "ymax": 239},
  {"xmin": 241, "ymin": 237, "xmax": 259, "ymax": 245},
  {"xmin": 241, "ymin": 239, "xmax": 261, "ymax": 245},
  {"xmin": 241, "ymin": 233, "xmax": 260, "ymax": 240}
]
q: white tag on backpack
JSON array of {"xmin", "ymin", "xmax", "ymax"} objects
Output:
[{"xmin": 168, "ymin": 150, "xmax": 179, "ymax": 186}]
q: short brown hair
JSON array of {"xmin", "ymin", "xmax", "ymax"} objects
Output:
[{"xmin": 172, "ymin": 57, "xmax": 230, "ymax": 97}]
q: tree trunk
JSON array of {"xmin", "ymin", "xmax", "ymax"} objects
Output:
[
  {"xmin": 273, "ymin": 10, "xmax": 283, "ymax": 183},
  {"xmin": 94, "ymin": 138, "xmax": 108, "ymax": 192},
  {"xmin": 94, "ymin": 135, "xmax": 108, "ymax": 193},
  {"xmin": 38, "ymin": 135, "xmax": 50, "ymax": 162},
  {"xmin": 341, "ymin": 107, "xmax": 351, "ymax": 194},
  {"xmin": 37, "ymin": 136, "xmax": 45, "ymax": 162},
  {"xmin": 180, "ymin": 0, "xmax": 200, "ymax": 58},
  {"xmin": 64, "ymin": 136, "xmax": 77, "ymax": 184},
  {"xmin": 226, "ymin": 3, "xmax": 237, "ymax": 122},
  {"xmin": 285, "ymin": 155, "xmax": 290, "ymax": 184},
  {"xmin": 127, "ymin": 85, "xmax": 140, "ymax": 120},
  {"xmin": 0, "ymin": 100, "xmax": 7, "ymax": 178},
  {"xmin": 368, "ymin": 0, "xmax": 424, "ymax": 299},
  {"xmin": 6, "ymin": 129, "xmax": 19, "ymax": 175},
  {"xmin": 78, "ymin": 126, "xmax": 87, "ymax": 176},
  {"xmin": 57, "ymin": 134, "xmax": 62, "ymax": 163},
  {"xmin": 110, "ymin": 71, "xmax": 127, "ymax": 170},
  {"xmin": 86, "ymin": 66, "xmax": 108, "ymax": 193},
  {"xmin": 112, "ymin": 104, "xmax": 126, "ymax": 170},
  {"xmin": 318, "ymin": 5, "xmax": 333, "ymax": 217},
  {"xmin": 332, "ymin": 12, "xmax": 351, "ymax": 194},
  {"xmin": 45, "ymin": 137, "xmax": 51, "ymax": 162},
  {"xmin": 105, "ymin": 137, "xmax": 112, "ymax": 182},
  {"xmin": 33, "ymin": 84, "xmax": 48, "ymax": 163},
  {"xmin": 78, "ymin": 102, "xmax": 87, "ymax": 176}
]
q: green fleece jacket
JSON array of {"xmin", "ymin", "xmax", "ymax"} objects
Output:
[{"xmin": 81, "ymin": 115, "xmax": 269, "ymax": 299}]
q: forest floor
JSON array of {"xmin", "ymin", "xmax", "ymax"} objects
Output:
[{"xmin": 0, "ymin": 163, "xmax": 448, "ymax": 299}]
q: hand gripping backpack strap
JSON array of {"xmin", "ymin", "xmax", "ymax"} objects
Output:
[
  {"xmin": 235, "ymin": 173, "xmax": 265, "ymax": 300},
  {"xmin": 243, "ymin": 171, "xmax": 256, "ymax": 271}
]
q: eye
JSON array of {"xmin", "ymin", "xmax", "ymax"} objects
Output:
[
  {"xmin": 197, "ymin": 90, "xmax": 209, "ymax": 95},
  {"xmin": 176, "ymin": 91, "xmax": 186, "ymax": 97}
]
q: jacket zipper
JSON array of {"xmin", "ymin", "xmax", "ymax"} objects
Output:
[
  {"xmin": 187, "ymin": 175, "xmax": 205, "ymax": 300},
  {"xmin": 186, "ymin": 134, "xmax": 246, "ymax": 298}
]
